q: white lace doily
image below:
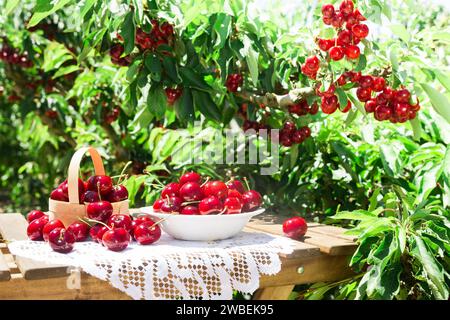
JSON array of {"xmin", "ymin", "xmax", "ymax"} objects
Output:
[{"xmin": 8, "ymin": 231, "xmax": 295, "ymax": 300}]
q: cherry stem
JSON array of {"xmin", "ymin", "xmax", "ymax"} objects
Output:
[
  {"xmin": 200, "ymin": 176, "xmax": 210, "ymax": 188},
  {"xmin": 218, "ymin": 207, "xmax": 227, "ymax": 215},
  {"xmin": 97, "ymin": 182, "xmax": 102, "ymax": 201},
  {"xmin": 181, "ymin": 200, "xmax": 200, "ymax": 206},
  {"xmin": 79, "ymin": 217, "xmax": 110, "ymax": 229},
  {"xmin": 117, "ymin": 161, "xmax": 132, "ymax": 185},
  {"xmin": 243, "ymin": 177, "xmax": 250, "ymax": 191}
]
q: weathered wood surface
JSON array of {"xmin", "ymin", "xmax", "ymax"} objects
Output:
[{"xmin": 0, "ymin": 211, "xmax": 357, "ymax": 300}]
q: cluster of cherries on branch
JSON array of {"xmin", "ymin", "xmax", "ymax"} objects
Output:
[
  {"xmin": 0, "ymin": 44, "xmax": 33, "ymax": 69},
  {"xmin": 109, "ymin": 19, "xmax": 182, "ymax": 105},
  {"xmin": 153, "ymin": 172, "xmax": 263, "ymax": 215},
  {"xmin": 298, "ymin": 1, "xmax": 420, "ymax": 122}
]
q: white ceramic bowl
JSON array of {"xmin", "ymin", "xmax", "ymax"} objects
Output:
[{"xmin": 137, "ymin": 207, "xmax": 265, "ymax": 241}]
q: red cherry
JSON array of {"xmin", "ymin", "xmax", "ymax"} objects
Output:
[
  {"xmin": 339, "ymin": 0, "xmax": 354, "ymax": 16},
  {"xmin": 352, "ymin": 24, "xmax": 369, "ymax": 39},
  {"xmin": 317, "ymin": 38, "xmax": 334, "ymax": 51},
  {"xmin": 280, "ymin": 136, "xmax": 293, "ymax": 147},
  {"xmin": 59, "ymin": 178, "xmax": 85, "ymax": 200},
  {"xmin": 83, "ymin": 190, "xmax": 100, "ymax": 203},
  {"xmin": 89, "ymin": 224, "xmax": 105, "ymax": 243},
  {"xmin": 364, "ymin": 99, "xmax": 377, "ymax": 113},
  {"xmin": 160, "ymin": 196, "xmax": 183, "ymax": 213},
  {"xmin": 202, "ymin": 180, "xmax": 228, "ymax": 201},
  {"xmin": 394, "ymin": 103, "xmax": 410, "ymax": 119},
  {"xmin": 153, "ymin": 199, "xmax": 165, "ymax": 212},
  {"xmin": 241, "ymin": 190, "xmax": 263, "ymax": 212},
  {"xmin": 359, "ymin": 75, "xmax": 373, "ymax": 89},
  {"xmin": 321, "ymin": 95, "xmax": 339, "ymax": 114},
  {"xmin": 353, "ymin": 9, "xmax": 367, "ymax": 21},
  {"xmin": 226, "ymin": 74, "xmax": 243, "ymax": 92},
  {"xmin": 179, "ymin": 171, "xmax": 201, "ymax": 185},
  {"xmin": 305, "ymin": 56, "xmax": 320, "ymax": 72},
  {"xmin": 329, "ymin": 46, "xmax": 344, "ymax": 61},
  {"xmin": 43, "ymin": 219, "xmax": 65, "ymax": 242},
  {"xmin": 109, "ymin": 43, "xmax": 124, "ymax": 60},
  {"xmin": 283, "ymin": 121, "xmax": 296, "ymax": 133},
  {"xmin": 395, "ymin": 89, "xmax": 411, "ymax": 103},
  {"xmin": 67, "ymin": 222, "xmax": 90, "ymax": 242},
  {"xmin": 198, "ymin": 196, "xmax": 223, "ymax": 215},
  {"xmin": 106, "ymin": 185, "xmax": 128, "ymax": 202},
  {"xmin": 161, "ymin": 182, "xmax": 180, "ymax": 198},
  {"xmin": 102, "ymin": 228, "xmax": 130, "ymax": 252},
  {"xmin": 50, "ymin": 188, "xmax": 69, "ymax": 202},
  {"xmin": 27, "ymin": 210, "xmax": 46, "ymax": 223},
  {"xmin": 282, "ymin": 217, "xmax": 308, "ymax": 239},
  {"xmin": 344, "ymin": 45, "xmax": 360, "ymax": 59},
  {"xmin": 356, "ymin": 87, "xmax": 372, "ymax": 102},
  {"xmin": 48, "ymin": 228, "xmax": 75, "ymax": 253},
  {"xmin": 87, "ymin": 175, "xmax": 113, "ymax": 196},
  {"xmin": 108, "ymin": 214, "xmax": 132, "ymax": 232},
  {"xmin": 180, "ymin": 205, "xmax": 200, "ymax": 215},
  {"xmin": 300, "ymin": 126, "xmax": 311, "ymax": 138},
  {"xmin": 179, "ymin": 182, "xmax": 204, "ymax": 201},
  {"xmin": 165, "ymin": 88, "xmax": 183, "ymax": 104},
  {"xmin": 371, "ymin": 77, "xmax": 386, "ymax": 92},
  {"xmin": 291, "ymin": 130, "xmax": 304, "ymax": 144},
  {"xmin": 227, "ymin": 189, "xmax": 243, "ymax": 200},
  {"xmin": 86, "ymin": 201, "xmax": 113, "ymax": 223},
  {"xmin": 337, "ymin": 30, "xmax": 352, "ymax": 46},
  {"xmin": 322, "ymin": 16, "xmax": 333, "ymax": 25},
  {"xmin": 27, "ymin": 216, "xmax": 50, "ymax": 241},
  {"xmin": 337, "ymin": 75, "xmax": 347, "ymax": 86},
  {"xmin": 321, "ymin": 4, "xmax": 335, "ymax": 18},
  {"xmin": 224, "ymin": 197, "xmax": 243, "ymax": 214},
  {"xmin": 374, "ymin": 105, "xmax": 392, "ymax": 121},
  {"xmin": 341, "ymin": 101, "xmax": 352, "ymax": 113},
  {"xmin": 309, "ymin": 102, "xmax": 319, "ymax": 115},
  {"xmin": 134, "ymin": 221, "xmax": 161, "ymax": 245},
  {"xmin": 226, "ymin": 180, "xmax": 245, "ymax": 194},
  {"xmin": 331, "ymin": 12, "xmax": 345, "ymax": 28}
]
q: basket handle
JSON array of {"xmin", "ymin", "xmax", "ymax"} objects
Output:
[{"xmin": 67, "ymin": 147, "xmax": 105, "ymax": 204}]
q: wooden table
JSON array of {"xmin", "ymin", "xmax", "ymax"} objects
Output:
[{"xmin": 0, "ymin": 212, "xmax": 357, "ymax": 300}]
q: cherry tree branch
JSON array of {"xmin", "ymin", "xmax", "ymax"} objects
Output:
[{"xmin": 235, "ymin": 87, "xmax": 316, "ymax": 108}]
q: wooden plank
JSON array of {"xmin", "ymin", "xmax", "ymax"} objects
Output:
[
  {"xmin": 0, "ymin": 213, "xmax": 69, "ymax": 280},
  {"xmin": 243, "ymin": 227, "xmax": 321, "ymax": 259},
  {"xmin": 0, "ymin": 273, "xmax": 130, "ymax": 300},
  {"xmin": 246, "ymin": 223, "xmax": 356, "ymax": 256},
  {"xmin": 260, "ymin": 255, "xmax": 355, "ymax": 287},
  {"xmin": 0, "ymin": 251, "xmax": 10, "ymax": 281},
  {"xmin": 253, "ymin": 285, "xmax": 294, "ymax": 300},
  {"xmin": 308, "ymin": 224, "xmax": 357, "ymax": 242}
]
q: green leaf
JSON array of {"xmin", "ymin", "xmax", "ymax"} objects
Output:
[
  {"xmin": 213, "ymin": 13, "xmax": 232, "ymax": 50},
  {"xmin": 433, "ymin": 69, "xmax": 450, "ymax": 92},
  {"xmin": 42, "ymin": 42, "xmax": 74, "ymax": 72},
  {"xmin": 335, "ymin": 87, "xmax": 348, "ymax": 108},
  {"xmin": 52, "ymin": 64, "xmax": 79, "ymax": 79},
  {"xmin": 5, "ymin": 0, "xmax": 20, "ymax": 15},
  {"xmin": 147, "ymin": 86, "xmax": 167, "ymax": 119},
  {"xmin": 121, "ymin": 11, "xmax": 136, "ymax": 55},
  {"xmin": 192, "ymin": 90, "xmax": 222, "ymax": 122},
  {"xmin": 354, "ymin": 54, "xmax": 367, "ymax": 72},
  {"xmin": 162, "ymin": 56, "xmax": 181, "ymax": 83},
  {"xmin": 409, "ymin": 117, "xmax": 422, "ymax": 141},
  {"xmin": 174, "ymin": 88, "xmax": 194, "ymax": 123},
  {"xmin": 179, "ymin": 67, "xmax": 211, "ymax": 91},
  {"xmin": 421, "ymin": 83, "xmax": 450, "ymax": 124},
  {"xmin": 379, "ymin": 144, "xmax": 401, "ymax": 177},
  {"xmin": 241, "ymin": 36, "xmax": 259, "ymax": 86},
  {"xmin": 28, "ymin": 0, "xmax": 71, "ymax": 27},
  {"xmin": 332, "ymin": 209, "xmax": 380, "ymax": 221},
  {"xmin": 144, "ymin": 53, "xmax": 162, "ymax": 82},
  {"xmin": 390, "ymin": 24, "xmax": 410, "ymax": 43},
  {"xmin": 411, "ymin": 236, "xmax": 449, "ymax": 299},
  {"xmin": 80, "ymin": 0, "xmax": 95, "ymax": 20},
  {"xmin": 126, "ymin": 59, "xmax": 141, "ymax": 82}
]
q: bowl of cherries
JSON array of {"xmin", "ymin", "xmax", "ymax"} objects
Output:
[{"xmin": 141, "ymin": 172, "xmax": 264, "ymax": 241}]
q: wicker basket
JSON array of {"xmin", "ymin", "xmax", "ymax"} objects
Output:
[{"xmin": 48, "ymin": 146, "xmax": 129, "ymax": 226}]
